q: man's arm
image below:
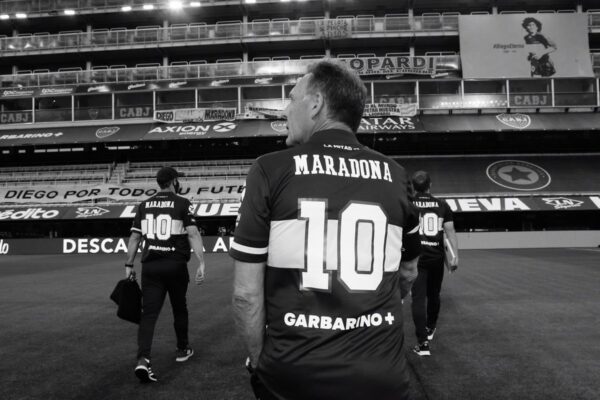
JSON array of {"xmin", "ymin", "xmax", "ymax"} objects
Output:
[
  {"xmin": 232, "ymin": 261, "xmax": 266, "ymax": 368},
  {"xmin": 124, "ymin": 231, "xmax": 142, "ymax": 278},
  {"xmin": 443, "ymin": 221, "xmax": 459, "ymax": 269},
  {"xmin": 186, "ymin": 225, "xmax": 206, "ymax": 285},
  {"xmin": 399, "ymin": 256, "xmax": 419, "ymax": 299}
]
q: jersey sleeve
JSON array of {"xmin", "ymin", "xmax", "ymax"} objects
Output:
[
  {"xmin": 229, "ymin": 160, "xmax": 271, "ymax": 263},
  {"xmin": 442, "ymin": 200, "xmax": 454, "ymax": 223},
  {"xmin": 182, "ymin": 198, "xmax": 197, "ymax": 227},
  {"xmin": 131, "ymin": 203, "xmax": 143, "ymax": 234},
  {"xmin": 402, "ymin": 201, "xmax": 421, "ymax": 261}
]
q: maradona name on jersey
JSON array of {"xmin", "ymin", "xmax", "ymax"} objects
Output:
[
  {"xmin": 293, "ymin": 154, "xmax": 393, "ymax": 182},
  {"xmin": 146, "ymin": 200, "xmax": 175, "ymax": 208},
  {"xmin": 284, "ymin": 311, "xmax": 397, "ymax": 331}
]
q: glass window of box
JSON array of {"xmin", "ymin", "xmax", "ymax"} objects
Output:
[
  {"xmin": 0, "ymin": 98, "xmax": 33, "ymax": 125},
  {"xmin": 156, "ymin": 90, "xmax": 195, "ymax": 110},
  {"xmin": 508, "ymin": 79, "xmax": 551, "ymax": 108},
  {"xmin": 74, "ymin": 94, "xmax": 112, "ymax": 121},
  {"xmin": 554, "ymin": 79, "xmax": 597, "ymax": 107},
  {"xmin": 373, "ymin": 81, "xmax": 416, "ymax": 105},
  {"xmin": 463, "ymin": 80, "xmax": 508, "ymax": 108},
  {"xmin": 198, "ymin": 87, "xmax": 238, "ymax": 109},
  {"xmin": 115, "ymin": 92, "xmax": 153, "ymax": 119},
  {"xmin": 419, "ymin": 80, "xmax": 461, "ymax": 109},
  {"xmin": 35, "ymin": 96, "xmax": 72, "ymax": 123},
  {"xmin": 241, "ymin": 85, "xmax": 283, "ymax": 111}
]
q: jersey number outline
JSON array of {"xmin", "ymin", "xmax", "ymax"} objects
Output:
[
  {"xmin": 299, "ymin": 200, "xmax": 388, "ymax": 292},
  {"xmin": 419, "ymin": 212, "xmax": 442, "ymax": 237},
  {"xmin": 144, "ymin": 214, "xmax": 173, "ymax": 240}
]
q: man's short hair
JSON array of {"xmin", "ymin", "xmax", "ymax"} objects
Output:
[
  {"xmin": 156, "ymin": 167, "xmax": 179, "ymax": 189},
  {"xmin": 411, "ymin": 170, "xmax": 431, "ymax": 193},
  {"xmin": 522, "ymin": 17, "xmax": 542, "ymax": 31},
  {"xmin": 306, "ymin": 59, "xmax": 367, "ymax": 132}
]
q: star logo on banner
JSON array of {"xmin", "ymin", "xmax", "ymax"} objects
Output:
[{"xmin": 502, "ymin": 167, "xmax": 532, "ymax": 182}]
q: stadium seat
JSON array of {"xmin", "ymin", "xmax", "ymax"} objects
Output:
[
  {"xmin": 108, "ymin": 28, "xmax": 128, "ymax": 45},
  {"xmin": 442, "ymin": 12, "xmax": 460, "ymax": 30},
  {"xmin": 270, "ymin": 18, "xmax": 290, "ymax": 35},
  {"xmin": 420, "ymin": 13, "xmax": 442, "ymax": 30},
  {"xmin": 252, "ymin": 57, "xmax": 271, "ymax": 62},
  {"xmin": 272, "ymin": 56, "xmax": 291, "ymax": 61},
  {"xmin": 384, "ymin": 13, "xmax": 411, "ymax": 31},
  {"xmin": 250, "ymin": 19, "xmax": 270, "ymax": 37},
  {"xmin": 91, "ymin": 29, "xmax": 109, "ymax": 46},
  {"xmin": 108, "ymin": 65, "xmax": 128, "ymax": 82},
  {"xmin": 58, "ymin": 30, "xmax": 82, "ymax": 48},
  {"xmin": 336, "ymin": 54, "xmax": 356, "ymax": 58},
  {"xmin": 188, "ymin": 60, "xmax": 208, "ymax": 79},
  {"xmin": 57, "ymin": 67, "xmax": 82, "ymax": 85},
  {"xmin": 214, "ymin": 21, "xmax": 242, "ymax": 38},
  {"xmin": 300, "ymin": 55, "xmax": 325, "ymax": 60},
  {"xmin": 33, "ymin": 69, "xmax": 51, "ymax": 86},
  {"xmin": 33, "ymin": 32, "xmax": 51, "ymax": 49},
  {"xmin": 134, "ymin": 26, "xmax": 160, "ymax": 43},
  {"xmin": 91, "ymin": 66, "xmax": 109, "ymax": 83},
  {"xmin": 188, "ymin": 23, "xmax": 208, "ymax": 40},
  {"xmin": 356, "ymin": 15, "xmax": 374, "ymax": 32},
  {"xmin": 170, "ymin": 24, "xmax": 188, "ymax": 41},
  {"xmin": 169, "ymin": 61, "xmax": 188, "ymax": 79},
  {"xmin": 298, "ymin": 17, "xmax": 321, "ymax": 35},
  {"xmin": 134, "ymin": 63, "xmax": 160, "ymax": 81},
  {"xmin": 385, "ymin": 52, "xmax": 410, "ymax": 57},
  {"xmin": 357, "ymin": 53, "xmax": 376, "ymax": 58},
  {"xmin": 215, "ymin": 59, "xmax": 243, "ymax": 77},
  {"xmin": 499, "ymin": 10, "xmax": 527, "ymax": 14}
]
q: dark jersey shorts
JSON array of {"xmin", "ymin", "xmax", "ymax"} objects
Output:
[{"xmin": 230, "ymin": 129, "xmax": 420, "ymax": 400}]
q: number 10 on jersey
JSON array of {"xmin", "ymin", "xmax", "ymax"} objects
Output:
[{"xmin": 299, "ymin": 199, "xmax": 389, "ymax": 292}]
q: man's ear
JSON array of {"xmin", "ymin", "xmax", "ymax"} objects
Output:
[{"xmin": 309, "ymin": 92, "xmax": 325, "ymax": 120}]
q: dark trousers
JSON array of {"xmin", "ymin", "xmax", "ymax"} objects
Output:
[
  {"xmin": 251, "ymin": 373, "xmax": 279, "ymax": 400},
  {"xmin": 137, "ymin": 258, "xmax": 190, "ymax": 360},
  {"xmin": 411, "ymin": 258, "xmax": 444, "ymax": 343}
]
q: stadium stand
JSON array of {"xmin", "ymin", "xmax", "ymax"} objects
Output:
[{"xmin": 0, "ymin": 0, "xmax": 599, "ymax": 241}]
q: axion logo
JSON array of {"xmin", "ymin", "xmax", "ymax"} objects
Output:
[
  {"xmin": 271, "ymin": 121, "xmax": 287, "ymax": 133},
  {"xmin": 96, "ymin": 126, "xmax": 120, "ymax": 138},
  {"xmin": 128, "ymin": 83, "xmax": 146, "ymax": 90},
  {"xmin": 542, "ymin": 197, "xmax": 583, "ymax": 210},
  {"xmin": 75, "ymin": 207, "xmax": 110, "ymax": 218},
  {"xmin": 213, "ymin": 122, "xmax": 236, "ymax": 133},
  {"xmin": 496, "ymin": 113, "xmax": 531, "ymax": 130},
  {"xmin": 0, "ymin": 239, "xmax": 9, "ymax": 255}
]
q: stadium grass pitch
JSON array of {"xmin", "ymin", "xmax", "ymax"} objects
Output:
[{"xmin": 0, "ymin": 248, "xmax": 598, "ymax": 400}]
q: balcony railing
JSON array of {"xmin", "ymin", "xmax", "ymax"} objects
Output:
[
  {"xmin": 0, "ymin": 57, "xmax": 460, "ymax": 88},
  {"xmin": 0, "ymin": 16, "xmax": 460, "ymax": 55}
]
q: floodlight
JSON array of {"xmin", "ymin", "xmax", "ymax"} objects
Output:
[
  {"xmin": 0, "ymin": 14, "xmax": 9, "ymax": 20},
  {"xmin": 169, "ymin": 1, "xmax": 183, "ymax": 9},
  {"xmin": 64, "ymin": 9, "xmax": 76, "ymax": 15},
  {"xmin": 190, "ymin": 1, "xmax": 201, "ymax": 6},
  {"xmin": 143, "ymin": 4, "xmax": 154, "ymax": 10},
  {"xmin": 121, "ymin": 5, "xmax": 132, "ymax": 11},
  {"xmin": 15, "ymin": 13, "xmax": 27, "ymax": 18}
]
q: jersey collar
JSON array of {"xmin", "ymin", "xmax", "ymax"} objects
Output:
[{"xmin": 308, "ymin": 129, "xmax": 361, "ymax": 146}]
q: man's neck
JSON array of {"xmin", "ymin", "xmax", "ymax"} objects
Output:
[{"xmin": 311, "ymin": 119, "xmax": 353, "ymax": 135}]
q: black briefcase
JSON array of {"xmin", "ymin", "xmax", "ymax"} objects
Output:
[{"xmin": 110, "ymin": 272, "xmax": 142, "ymax": 324}]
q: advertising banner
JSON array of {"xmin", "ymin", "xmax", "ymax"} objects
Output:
[
  {"xmin": 0, "ymin": 180, "xmax": 245, "ymax": 205},
  {"xmin": 316, "ymin": 19, "xmax": 353, "ymax": 39},
  {"xmin": 2, "ymin": 194, "xmax": 599, "ymax": 223},
  {"xmin": 154, "ymin": 108, "xmax": 237, "ymax": 123},
  {"xmin": 363, "ymin": 103, "xmax": 418, "ymax": 117},
  {"xmin": 0, "ymin": 236, "xmax": 234, "ymax": 255},
  {"xmin": 358, "ymin": 116, "xmax": 425, "ymax": 133},
  {"xmin": 340, "ymin": 56, "xmax": 437, "ymax": 76},
  {"xmin": 459, "ymin": 14, "xmax": 594, "ymax": 78}
]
